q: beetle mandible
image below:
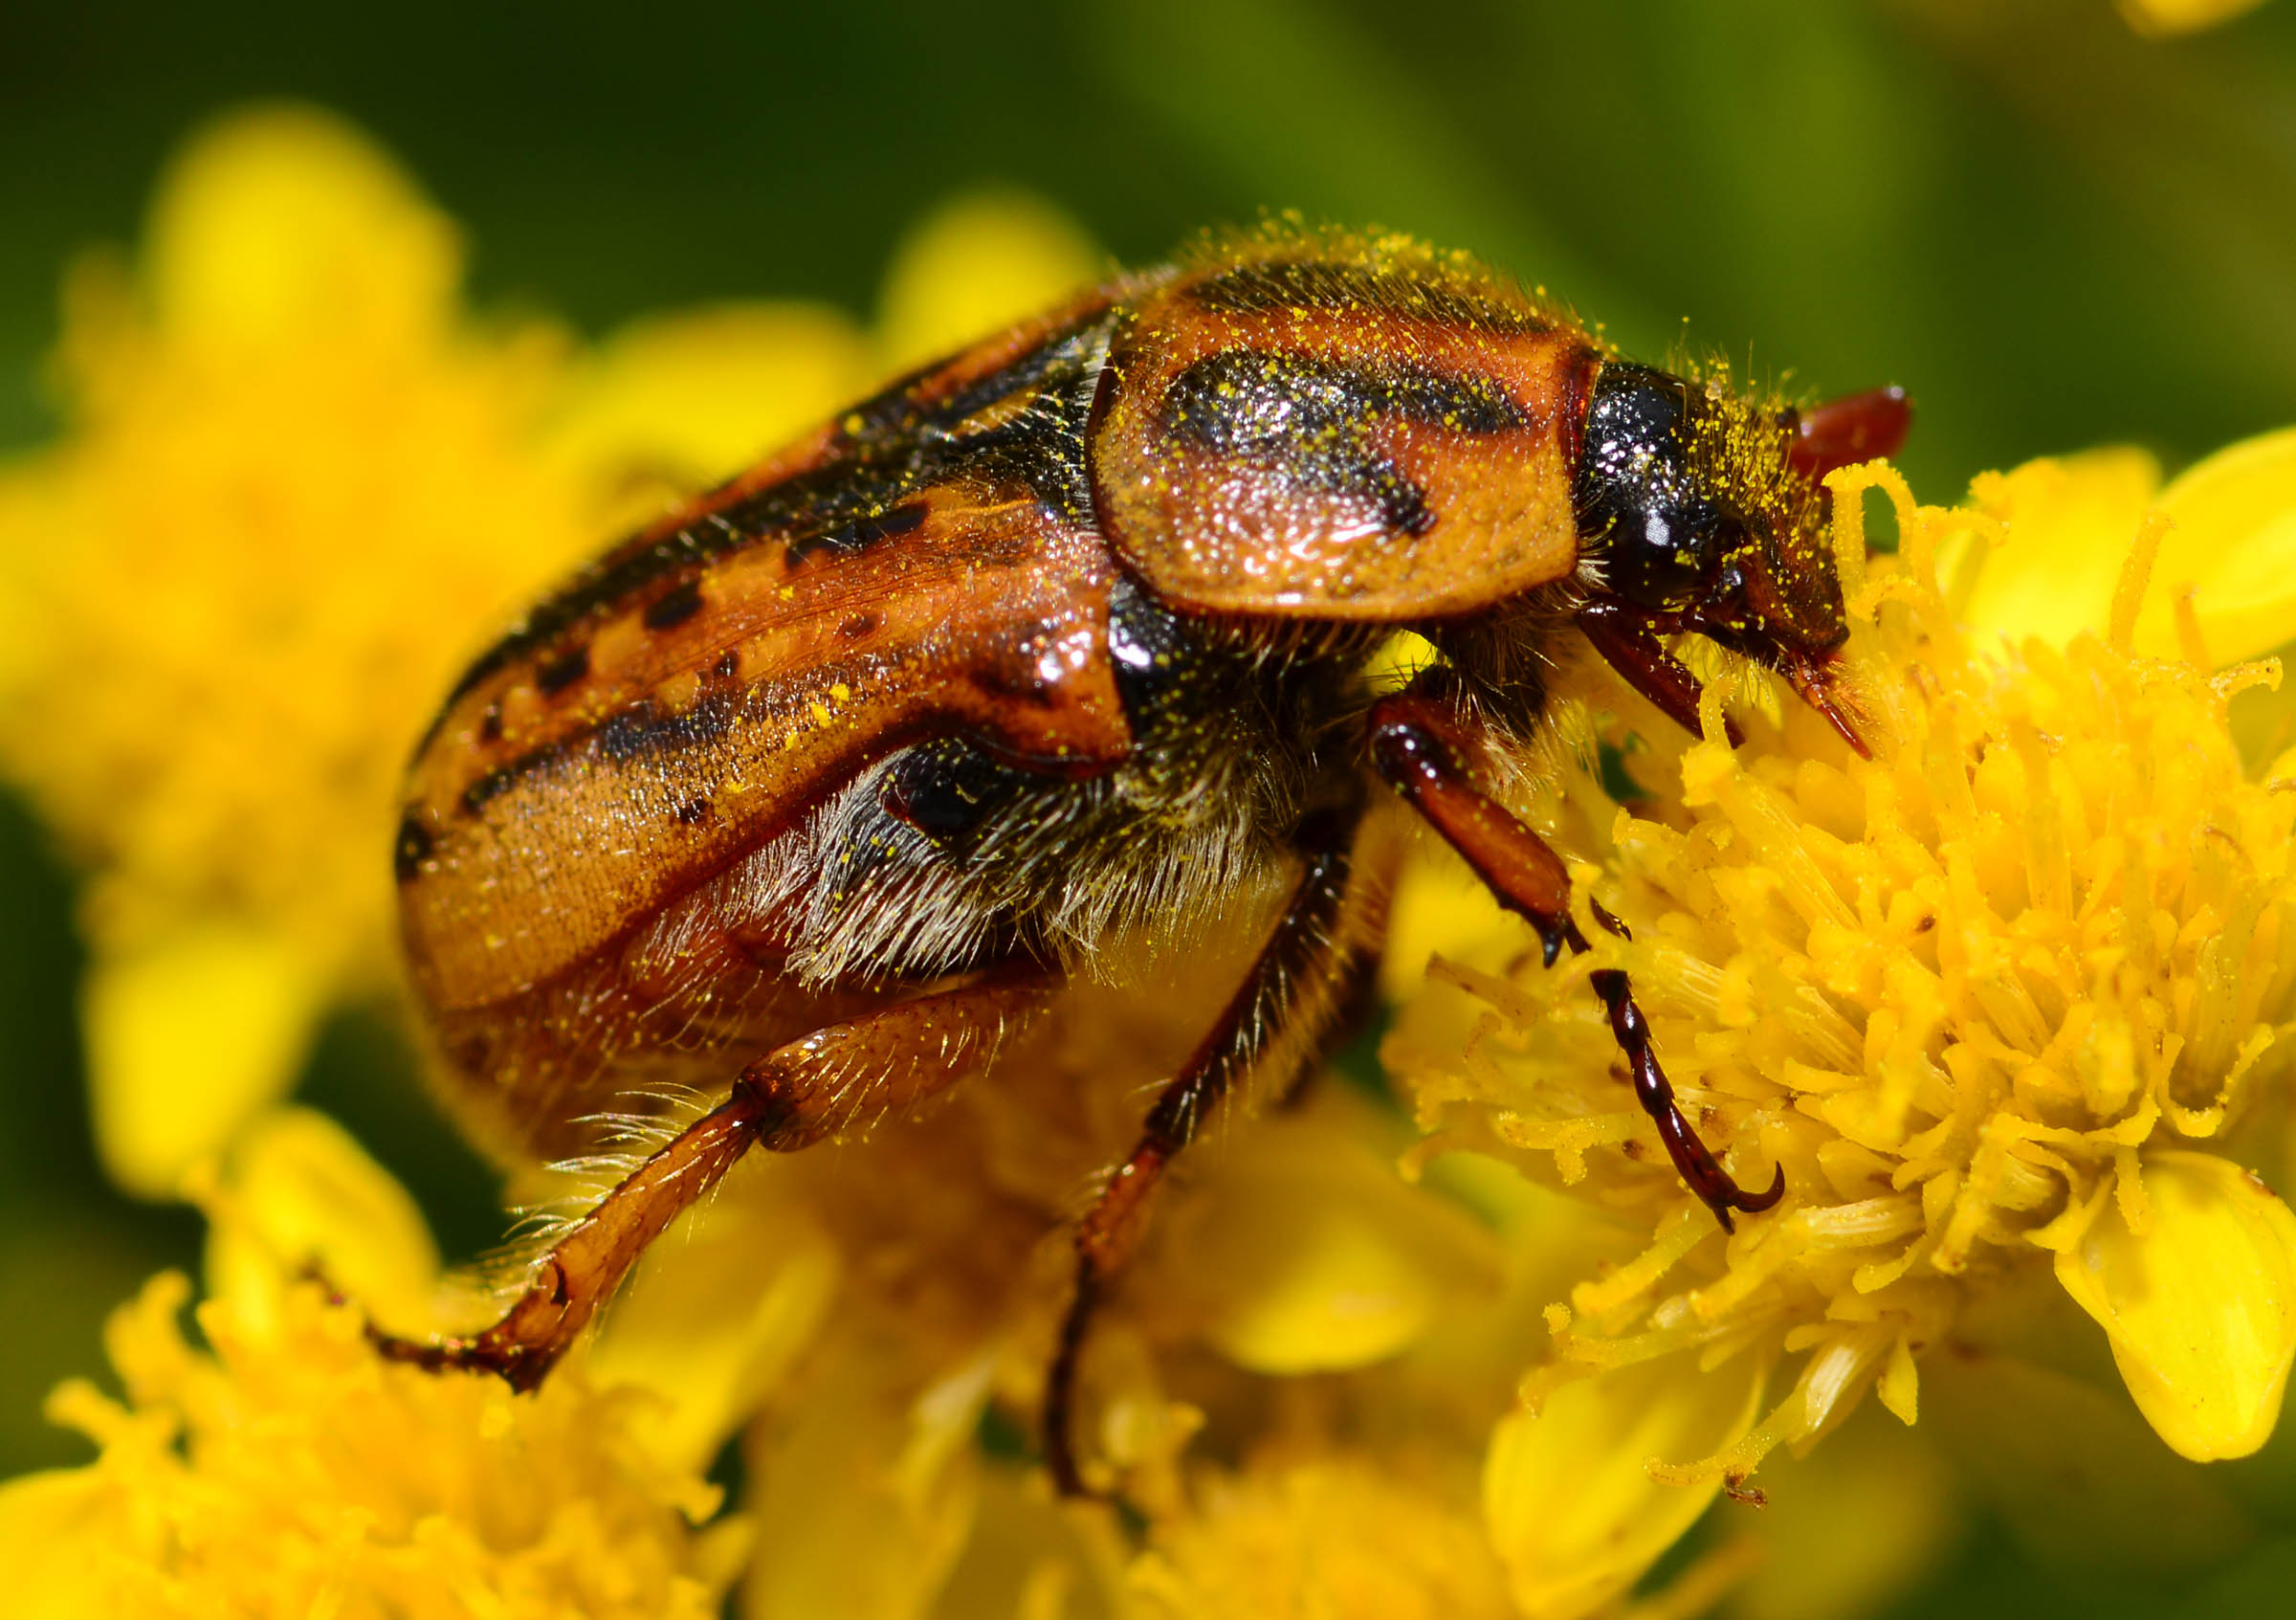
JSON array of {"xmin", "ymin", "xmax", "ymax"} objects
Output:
[{"xmin": 377, "ymin": 225, "xmax": 1909, "ymax": 1494}]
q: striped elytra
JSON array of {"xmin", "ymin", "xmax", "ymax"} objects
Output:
[{"xmin": 378, "ymin": 224, "xmax": 1907, "ymax": 1496}]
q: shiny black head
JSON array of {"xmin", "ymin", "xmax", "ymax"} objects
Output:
[{"xmin": 1571, "ymin": 361, "xmax": 1853, "ymax": 696}]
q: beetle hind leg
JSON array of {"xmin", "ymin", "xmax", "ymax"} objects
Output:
[
  {"xmin": 1045, "ymin": 804, "xmax": 1371, "ymax": 1497},
  {"xmin": 1367, "ymin": 692, "xmax": 1781, "ymax": 1230},
  {"xmin": 365, "ymin": 968, "xmax": 1054, "ymax": 1389}
]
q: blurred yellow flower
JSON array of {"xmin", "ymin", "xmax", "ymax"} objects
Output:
[
  {"xmin": 1386, "ymin": 433, "xmax": 2296, "ymax": 1612},
  {"xmin": 0, "ymin": 1110, "xmax": 747, "ymax": 1619},
  {"xmin": 16, "ymin": 96, "xmax": 2296, "ymax": 1620},
  {"xmin": 2119, "ymin": 0, "xmax": 2273, "ymax": 37},
  {"xmin": 0, "ymin": 104, "xmax": 1098, "ymax": 1199}
]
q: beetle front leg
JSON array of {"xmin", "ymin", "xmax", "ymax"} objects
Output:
[
  {"xmin": 1574, "ymin": 599, "xmax": 1745, "ymax": 747},
  {"xmin": 1366, "ymin": 693, "xmax": 1782, "ymax": 1231},
  {"xmin": 1046, "ymin": 805, "xmax": 1368, "ymax": 1497},
  {"xmin": 366, "ymin": 968, "xmax": 1054, "ymax": 1388}
]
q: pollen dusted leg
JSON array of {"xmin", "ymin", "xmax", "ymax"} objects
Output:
[
  {"xmin": 1366, "ymin": 693, "xmax": 1783, "ymax": 1232},
  {"xmin": 1045, "ymin": 806, "xmax": 1367, "ymax": 1498},
  {"xmin": 1573, "ymin": 599, "xmax": 1746, "ymax": 746},
  {"xmin": 366, "ymin": 970, "xmax": 1053, "ymax": 1389}
]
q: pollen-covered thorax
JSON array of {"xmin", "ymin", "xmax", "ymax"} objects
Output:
[{"xmin": 1571, "ymin": 361, "xmax": 1847, "ymax": 666}]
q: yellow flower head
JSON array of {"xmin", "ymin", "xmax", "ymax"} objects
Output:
[
  {"xmin": 19, "ymin": 97, "xmax": 2296, "ymax": 1620},
  {"xmin": 1387, "ymin": 438, "xmax": 2296, "ymax": 1611},
  {"xmin": 0, "ymin": 1111, "xmax": 747, "ymax": 1619}
]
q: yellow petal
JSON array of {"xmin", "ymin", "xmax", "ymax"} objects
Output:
[
  {"xmin": 2118, "ymin": 0, "xmax": 2271, "ymax": 37},
  {"xmin": 1133, "ymin": 1455, "xmax": 1515, "ymax": 1620},
  {"xmin": 147, "ymin": 102, "xmax": 460, "ymax": 352},
  {"xmin": 0, "ymin": 1469, "xmax": 121, "ymax": 1618},
  {"xmin": 83, "ymin": 922, "xmax": 321, "ymax": 1198},
  {"xmin": 1380, "ymin": 845, "xmax": 1522, "ymax": 1002},
  {"xmin": 2054, "ymin": 1149, "xmax": 2296, "ymax": 1459},
  {"xmin": 587, "ymin": 1160, "xmax": 844, "ymax": 1473},
  {"xmin": 1159, "ymin": 1098, "xmax": 1502, "ymax": 1374},
  {"xmin": 1731, "ymin": 1409, "xmax": 1957, "ymax": 1620},
  {"xmin": 2148, "ymin": 425, "xmax": 2296, "ymax": 662},
  {"xmin": 1923, "ymin": 1345, "xmax": 2249, "ymax": 1572},
  {"xmin": 1954, "ymin": 449, "xmax": 2159, "ymax": 651},
  {"xmin": 1485, "ymin": 1350, "xmax": 1767, "ymax": 1620},
  {"xmin": 741, "ymin": 1330, "xmax": 980, "ymax": 1620},
  {"xmin": 553, "ymin": 302, "xmax": 872, "ymax": 507},
  {"xmin": 204, "ymin": 1104, "xmax": 439, "ymax": 1341},
  {"xmin": 873, "ymin": 189, "xmax": 1103, "ymax": 370}
]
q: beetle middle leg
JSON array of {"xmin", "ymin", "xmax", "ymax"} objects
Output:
[
  {"xmin": 367, "ymin": 966, "xmax": 1053, "ymax": 1389},
  {"xmin": 1045, "ymin": 803, "xmax": 1371, "ymax": 1497},
  {"xmin": 1366, "ymin": 691, "xmax": 1783, "ymax": 1231}
]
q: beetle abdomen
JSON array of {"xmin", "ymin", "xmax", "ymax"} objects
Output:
[{"xmin": 1093, "ymin": 231, "xmax": 1603, "ymax": 619}]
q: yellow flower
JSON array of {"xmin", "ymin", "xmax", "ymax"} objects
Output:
[
  {"xmin": 0, "ymin": 104, "xmax": 1098, "ymax": 1198},
  {"xmin": 0, "ymin": 1110, "xmax": 748, "ymax": 1619},
  {"xmin": 1385, "ymin": 434, "xmax": 2296, "ymax": 1612},
  {"xmin": 22, "ymin": 98, "xmax": 2296, "ymax": 1620},
  {"xmin": 2119, "ymin": 0, "xmax": 2273, "ymax": 37}
]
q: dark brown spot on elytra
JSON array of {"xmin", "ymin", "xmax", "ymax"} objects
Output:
[
  {"xmin": 537, "ymin": 647, "xmax": 590, "ymax": 697},
  {"xmin": 478, "ymin": 702, "xmax": 503, "ymax": 743},
  {"xmin": 712, "ymin": 650, "xmax": 741, "ymax": 680},
  {"xmin": 461, "ymin": 766, "xmax": 518, "ymax": 813},
  {"xmin": 393, "ymin": 812, "xmax": 434, "ymax": 883},
  {"xmin": 838, "ymin": 610, "xmax": 880, "ymax": 642},
  {"xmin": 643, "ymin": 580, "xmax": 704, "ymax": 632},
  {"xmin": 673, "ymin": 797, "xmax": 712, "ymax": 826}
]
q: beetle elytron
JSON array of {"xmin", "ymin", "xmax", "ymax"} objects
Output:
[{"xmin": 378, "ymin": 224, "xmax": 1909, "ymax": 1492}]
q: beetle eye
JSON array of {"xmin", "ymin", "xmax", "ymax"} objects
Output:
[
  {"xmin": 1572, "ymin": 363, "xmax": 1720, "ymax": 611},
  {"xmin": 1603, "ymin": 498, "xmax": 1721, "ymax": 609}
]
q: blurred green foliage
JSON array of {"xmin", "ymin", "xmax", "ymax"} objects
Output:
[{"xmin": 7, "ymin": 1, "xmax": 2296, "ymax": 1614}]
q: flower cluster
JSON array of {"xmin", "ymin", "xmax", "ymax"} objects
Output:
[
  {"xmin": 7, "ymin": 100, "xmax": 2296, "ymax": 1620},
  {"xmin": 1384, "ymin": 438, "xmax": 2296, "ymax": 1611},
  {"xmin": 0, "ymin": 1112, "xmax": 748, "ymax": 1618}
]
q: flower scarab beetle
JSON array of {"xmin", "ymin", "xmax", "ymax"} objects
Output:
[{"xmin": 379, "ymin": 226, "xmax": 1910, "ymax": 1493}]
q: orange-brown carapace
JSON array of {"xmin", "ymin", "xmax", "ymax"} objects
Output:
[{"xmin": 384, "ymin": 226, "xmax": 1910, "ymax": 1495}]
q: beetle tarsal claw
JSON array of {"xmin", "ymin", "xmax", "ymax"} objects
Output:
[{"xmin": 1784, "ymin": 654, "xmax": 1871, "ymax": 759}]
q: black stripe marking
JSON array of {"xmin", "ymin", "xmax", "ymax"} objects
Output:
[
  {"xmin": 1161, "ymin": 351, "xmax": 1524, "ymax": 537},
  {"xmin": 461, "ymin": 765, "xmax": 519, "ymax": 813},
  {"xmin": 1191, "ymin": 260, "xmax": 1548, "ymax": 337},
  {"xmin": 393, "ymin": 812, "xmax": 434, "ymax": 883},
  {"xmin": 1164, "ymin": 351, "xmax": 1529, "ymax": 450},
  {"xmin": 642, "ymin": 580, "xmax": 704, "ymax": 632},
  {"xmin": 453, "ymin": 690, "xmax": 744, "ymax": 818},
  {"xmin": 783, "ymin": 499, "xmax": 930, "ymax": 568},
  {"xmin": 436, "ymin": 305, "xmax": 1121, "ymax": 719},
  {"xmin": 536, "ymin": 647, "xmax": 590, "ymax": 697},
  {"xmin": 596, "ymin": 690, "xmax": 739, "ymax": 767}
]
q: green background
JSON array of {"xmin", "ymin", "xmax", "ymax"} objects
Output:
[{"xmin": 7, "ymin": 1, "xmax": 2296, "ymax": 1613}]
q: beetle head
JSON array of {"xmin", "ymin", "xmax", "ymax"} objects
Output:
[{"xmin": 1572, "ymin": 363, "xmax": 1864, "ymax": 752}]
